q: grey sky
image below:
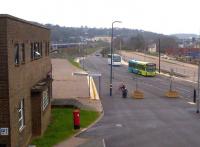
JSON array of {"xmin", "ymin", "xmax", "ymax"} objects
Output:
[{"xmin": 1, "ymin": 0, "xmax": 200, "ymax": 35}]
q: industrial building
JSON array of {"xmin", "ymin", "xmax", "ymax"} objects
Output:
[{"xmin": 0, "ymin": 14, "xmax": 52, "ymax": 147}]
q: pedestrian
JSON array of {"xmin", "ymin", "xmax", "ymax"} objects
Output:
[
  {"xmin": 119, "ymin": 83, "xmax": 125, "ymax": 91},
  {"xmin": 122, "ymin": 88, "xmax": 128, "ymax": 98}
]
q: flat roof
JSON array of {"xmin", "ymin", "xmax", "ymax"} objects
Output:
[
  {"xmin": 107, "ymin": 54, "xmax": 121, "ymax": 56},
  {"xmin": 129, "ymin": 59, "xmax": 149, "ymax": 65},
  {"xmin": 0, "ymin": 14, "xmax": 50, "ymax": 30}
]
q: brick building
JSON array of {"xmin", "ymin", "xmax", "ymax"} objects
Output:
[
  {"xmin": 0, "ymin": 14, "xmax": 52, "ymax": 147},
  {"xmin": 165, "ymin": 48, "xmax": 200, "ymax": 58}
]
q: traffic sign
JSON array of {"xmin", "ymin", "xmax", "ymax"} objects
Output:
[
  {"xmin": 72, "ymin": 72, "xmax": 88, "ymax": 76},
  {"xmin": 0, "ymin": 128, "xmax": 9, "ymax": 135}
]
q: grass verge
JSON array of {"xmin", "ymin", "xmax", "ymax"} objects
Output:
[
  {"xmin": 31, "ymin": 108, "xmax": 100, "ymax": 147},
  {"xmin": 66, "ymin": 55, "xmax": 82, "ymax": 69}
]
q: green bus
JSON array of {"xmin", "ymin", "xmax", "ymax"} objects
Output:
[{"xmin": 128, "ymin": 60, "xmax": 156, "ymax": 76}]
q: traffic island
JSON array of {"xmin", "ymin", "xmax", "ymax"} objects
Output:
[
  {"xmin": 132, "ymin": 90, "xmax": 144, "ymax": 99},
  {"xmin": 165, "ymin": 90, "xmax": 179, "ymax": 98}
]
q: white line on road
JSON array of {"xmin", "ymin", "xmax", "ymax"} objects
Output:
[
  {"xmin": 176, "ymin": 87, "xmax": 191, "ymax": 93},
  {"xmin": 102, "ymin": 138, "xmax": 106, "ymax": 147}
]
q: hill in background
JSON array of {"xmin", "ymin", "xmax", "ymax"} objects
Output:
[{"xmin": 171, "ymin": 33, "xmax": 199, "ymax": 39}]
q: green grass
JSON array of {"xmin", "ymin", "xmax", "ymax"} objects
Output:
[
  {"xmin": 66, "ymin": 55, "xmax": 82, "ymax": 69},
  {"xmin": 85, "ymin": 47, "xmax": 100, "ymax": 55},
  {"xmin": 31, "ymin": 108, "xmax": 100, "ymax": 147}
]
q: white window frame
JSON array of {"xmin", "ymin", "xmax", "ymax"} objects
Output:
[
  {"xmin": 18, "ymin": 99, "xmax": 25, "ymax": 131},
  {"xmin": 42, "ymin": 89, "xmax": 49, "ymax": 111}
]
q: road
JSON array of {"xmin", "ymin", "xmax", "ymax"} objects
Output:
[
  {"xmin": 119, "ymin": 50, "xmax": 198, "ymax": 81},
  {"xmin": 78, "ymin": 54, "xmax": 200, "ymax": 147}
]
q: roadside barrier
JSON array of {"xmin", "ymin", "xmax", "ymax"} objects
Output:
[
  {"xmin": 165, "ymin": 90, "xmax": 179, "ymax": 98},
  {"xmin": 132, "ymin": 90, "xmax": 144, "ymax": 99}
]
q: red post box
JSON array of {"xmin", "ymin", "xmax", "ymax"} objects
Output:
[{"xmin": 73, "ymin": 109, "xmax": 80, "ymax": 129}]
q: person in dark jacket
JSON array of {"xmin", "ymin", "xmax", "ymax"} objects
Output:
[{"xmin": 122, "ymin": 87, "xmax": 128, "ymax": 98}]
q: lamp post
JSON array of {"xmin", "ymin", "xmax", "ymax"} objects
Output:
[
  {"xmin": 110, "ymin": 21, "xmax": 122, "ymax": 96},
  {"xmin": 158, "ymin": 39, "xmax": 161, "ymax": 73}
]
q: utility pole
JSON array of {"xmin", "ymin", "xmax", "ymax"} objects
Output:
[
  {"xmin": 110, "ymin": 21, "xmax": 122, "ymax": 96},
  {"xmin": 158, "ymin": 39, "xmax": 161, "ymax": 73},
  {"xmin": 197, "ymin": 62, "xmax": 200, "ymax": 113},
  {"xmin": 120, "ymin": 38, "xmax": 121, "ymax": 50}
]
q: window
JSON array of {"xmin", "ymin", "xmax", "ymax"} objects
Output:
[
  {"xmin": 31, "ymin": 43, "xmax": 34, "ymax": 60},
  {"xmin": 47, "ymin": 42, "xmax": 50, "ymax": 55},
  {"xmin": 21, "ymin": 43, "xmax": 25, "ymax": 63},
  {"xmin": 14, "ymin": 44, "xmax": 19, "ymax": 65},
  {"xmin": 45, "ymin": 42, "xmax": 49, "ymax": 56},
  {"xmin": 42, "ymin": 89, "xmax": 49, "ymax": 110},
  {"xmin": 40, "ymin": 42, "xmax": 43, "ymax": 57},
  {"xmin": 31, "ymin": 42, "xmax": 43, "ymax": 60},
  {"xmin": 18, "ymin": 99, "xmax": 25, "ymax": 131}
]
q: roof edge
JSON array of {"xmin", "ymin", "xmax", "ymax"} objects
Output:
[{"xmin": 0, "ymin": 14, "xmax": 50, "ymax": 30}]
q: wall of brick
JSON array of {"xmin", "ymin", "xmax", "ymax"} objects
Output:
[
  {"xmin": 0, "ymin": 17, "xmax": 10, "ymax": 146},
  {"xmin": 31, "ymin": 86, "xmax": 51, "ymax": 137},
  {"xmin": 41, "ymin": 88, "xmax": 51, "ymax": 135},
  {"xmin": 4, "ymin": 16, "xmax": 51, "ymax": 147}
]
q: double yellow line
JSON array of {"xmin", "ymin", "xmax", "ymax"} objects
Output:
[{"xmin": 87, "ymin": 77, "xmax": 100, "ymax": 100}]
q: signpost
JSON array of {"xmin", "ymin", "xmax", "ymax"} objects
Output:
[
  {"xmin": 170, "ymin": 69, "xmax": 174, "ymax": 91},
  {"xmin": 197, "ymin": 62, "xmax": 200, "ymax": 113},
  {"xmin": 0, "ymin": 128, "xmax": 9, "ymax": 136},
  {"xmin": 132, "ymin": 75, "xmax": 144, "ymax": 99},
  {"xmin": 165, "ymin": 68, "xmax": 179, "ymax": 98}
]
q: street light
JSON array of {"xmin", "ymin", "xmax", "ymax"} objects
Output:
[{"xmin": 110, "ymin": 21, "xmax": 122, "ymax": 96}]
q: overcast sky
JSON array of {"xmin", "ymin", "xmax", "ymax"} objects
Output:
[{"xmin": 1, "ymin": 0, "xmax": 200, "ymax": 35}]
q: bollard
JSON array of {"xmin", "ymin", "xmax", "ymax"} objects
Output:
[
  {"xmin": 73, "ymin": 109, "xmax": 80, "ymax": 129},
  {"xmin": 193, "ymin": 89, "xmax": 196, "ymax": 103},
  {"xmin": 197, "ymin": 99, "xmax": 199, "ymax": 113}
]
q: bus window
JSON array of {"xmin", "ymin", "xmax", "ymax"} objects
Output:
[{"xmin": 146, "ymin": 63, "xmax": 156, "ymax": 72}]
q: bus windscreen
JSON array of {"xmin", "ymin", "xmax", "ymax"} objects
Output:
[
  {"xmin": 113, "ymin": 56, "xmax": 121, "ymax": 62},
  {"xmin": 146, "ymin": 63, "xmax": 156, "ymax": 72}
]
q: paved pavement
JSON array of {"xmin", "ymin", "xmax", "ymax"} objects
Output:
[
  {"xmin": 74, "ymin": 53, "xmax": 200, "ymax": 147},
  {"xmin": 52, "ymin": 58, "xmax": 89, "ymax": 99},
  {"xmin": 52, "ymin": 58, "xmax": 103, "ymax": 147}
]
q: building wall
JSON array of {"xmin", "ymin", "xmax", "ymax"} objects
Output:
[
  {"xmin": 0, "ymin": 17, "xmax": 10, "ymax": 147},
  {"xmin": 41, "ymin": 100, "xmax": 51, "ymax": 135},
  {"xmin": 165, "ymin": 48, "xmax": 200, "ymax": 58},
  {"xmin": 5, "ymin": 16, "xmax": 51, "ymax": 147},
  {"xmin": 31, "ymin": 92, "xmax": 42, "ymax": 136}
]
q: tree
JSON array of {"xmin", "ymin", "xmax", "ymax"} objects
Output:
[{"xmin": 126, "ymin": 34, "xmax": 145, "ymax": 51}]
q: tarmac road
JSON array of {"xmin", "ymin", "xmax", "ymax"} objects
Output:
[
  {"xmin": 78, "ymin": 54, "xmax": 200, "ymax": 147},
  {"xmin": 120, "ymin": 51, "xmax": 198, "ymax": 81}
]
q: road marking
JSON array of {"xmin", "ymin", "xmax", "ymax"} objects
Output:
[
  {"xmin": 115, "ymin": 124, "xmax": 123, "ymax": 127},
  {"xmin": 188, "ymin": 102, "xmax": 195, "ymax": 105},
  {"xmin": 176, "ymin": 87, "xmax": 191, "ymax": 93},
  {"xmin": 102, "ymin": 138, "xmax": 106, "ymax": 147}
]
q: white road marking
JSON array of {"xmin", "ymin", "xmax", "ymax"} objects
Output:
[
  {"xmin": 188, "ymin": 102, "xmax": 195, "ymax": 105},
  {"xmin": 115, "ymin": 124, "xmax": 123, "ymax": 127},
  {"xmin": 176, "ymin": 87, "xmax": 191, "ymax": 93},
  {"xmin": 102, "ymin": 138, "xmax": 106, "ymax": 147}
]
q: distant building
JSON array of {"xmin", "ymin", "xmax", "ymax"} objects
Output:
[
  {"xmin": 148, "ymin": 43, "xmax": 157, "ymax": 53},
  {"xmin": 177, "ymin": 37, "xmax": 200, "ymax": 48},
  {"xmin": 165, "ymin": 48, "xmax": 200, "ymax": 58},
  {"xmin": 0, "ymin": 14, "xmax": 52, "ymax": 147},
  {"xmin": 91, "ymin": 36, "xmax": 111, "ymax": 43}
]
